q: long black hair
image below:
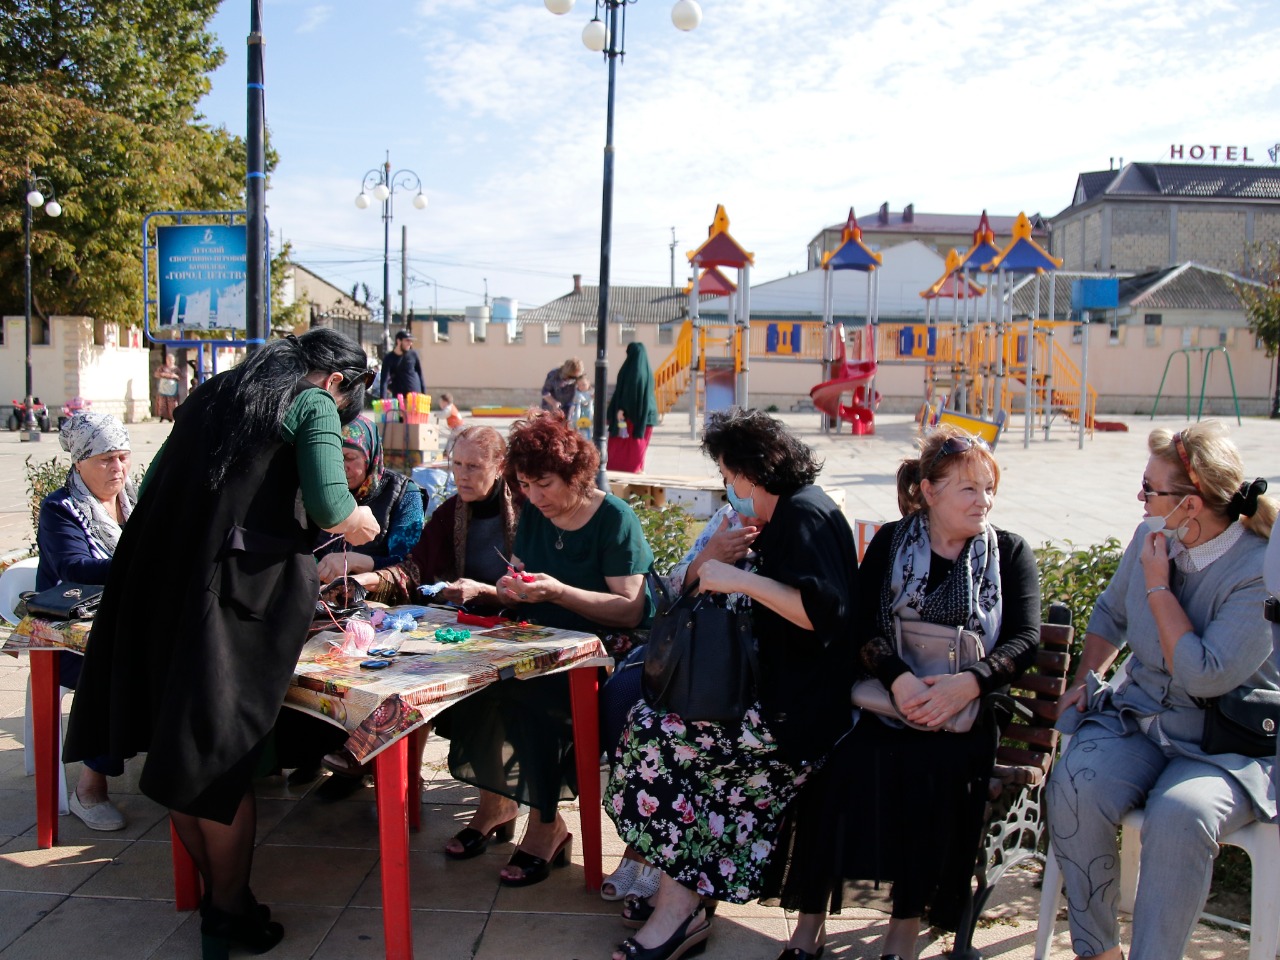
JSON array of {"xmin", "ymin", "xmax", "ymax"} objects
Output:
[{"xmin": 196, "ymin": 328, "xmax": 370, "ymax": 488}]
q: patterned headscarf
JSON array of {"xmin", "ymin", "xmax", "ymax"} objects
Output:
[
  {"xmin": 59, "ymin": 412, "xmax": 131, "ymax": 462},
  {"xmin": 342, "ymin": 414, "xmax": 384, "ymax": 502}
]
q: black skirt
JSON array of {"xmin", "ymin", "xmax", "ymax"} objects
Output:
[{"xmin": 761, "ymin": 711, "xmax": 997, "ymax": 931}]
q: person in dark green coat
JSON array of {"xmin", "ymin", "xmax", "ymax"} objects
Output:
[{"xmin": 606, "ymin": 342, "xmax": 659, "ymax": 473}]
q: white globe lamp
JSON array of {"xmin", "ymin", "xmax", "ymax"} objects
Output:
[
  {"xmin": 582, "ymin": 17, "xmax": 608, "ymax": 51},
  {"xmin": 544, "ymin": 0, "xmax": 573, "ymax": 13},
  {"xmin": 26, "ymin": 190, "xmax": 43, "ymax": 208},
  {"xmin": 45, "ymin": 200, "xmax": 62, "ymax": 218},
  {"xmin": 373, "ymin": 183, "xmax": 391, "ymax": 203},
  {"xmin": 671, "ymin": 0, "xmax": 701, "ymax": 31},
  {"xmin": 412, "ymin": 193, "xmax": 428, "ymax": 210},
  {"xmin": 355, "ymin": 192, "xmax": 371, "ymax": 209}
]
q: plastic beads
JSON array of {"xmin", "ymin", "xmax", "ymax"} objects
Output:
[{"xmin": 434, "ymin": 626, "xmax": 471, "ymax": 644}]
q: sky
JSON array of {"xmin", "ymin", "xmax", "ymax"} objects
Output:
[{"xmin": 196, "ymin": 0, "xmax": 1280, "ymax": 315}]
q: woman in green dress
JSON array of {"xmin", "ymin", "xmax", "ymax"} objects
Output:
[{"xmin": 443, "ymin": 412, "xmax": 654, "ymax": 886}]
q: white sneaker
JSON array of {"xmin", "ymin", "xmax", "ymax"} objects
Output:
[{"xmin": 68, "ymin": 791, "xmax": 126, "ymax": 831}]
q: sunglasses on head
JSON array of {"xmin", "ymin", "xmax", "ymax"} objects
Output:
[
  {"xmin": 343, "ymin": 369, "xmax": 376, "ymax": 390},
  {"xmin": 928, "ymin": 435, "xmax": 988, "ymax": 470}
]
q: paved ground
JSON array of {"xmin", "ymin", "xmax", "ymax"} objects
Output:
[{"xmin": 1, "ymin": 409, "xmax": 1277, "ymax": 959}]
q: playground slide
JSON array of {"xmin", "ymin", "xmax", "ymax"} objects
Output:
[{"xmin": 810, "ymin": 359, "xmax": 878, "ymax": 435}]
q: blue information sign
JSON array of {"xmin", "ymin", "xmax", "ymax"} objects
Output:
[{"xmin": 156, "ymin": 224, "xmax": 248, "ymax": 330}]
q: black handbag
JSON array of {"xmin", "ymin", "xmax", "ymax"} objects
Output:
[
  {"xmin": 1200, "ymin": 686, "xmax": 1280, "ymax": 758},
  {"xmin": 641, "ymin": 573, "xmax": 758, "ymax": 723},
  {"xmin": 20, "ymin": 582, "xmax": 104, "ymax": 621}
]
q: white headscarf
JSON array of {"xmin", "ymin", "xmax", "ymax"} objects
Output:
[{"xmin": 58, "ymin": 412, "xmax": 135, "ymax": 556}]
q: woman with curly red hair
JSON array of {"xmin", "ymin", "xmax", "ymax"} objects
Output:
[{"xmin": 439, "ymin": 413, "xmax": 654, "ymax": 886}]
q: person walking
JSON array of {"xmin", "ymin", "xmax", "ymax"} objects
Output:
[{"xmin": 378, "ymin": 329, "xmax": 424, "ymax": 400}]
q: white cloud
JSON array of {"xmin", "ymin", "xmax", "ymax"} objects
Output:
[{"xmin": 296, "ymin": 4, "xmax": 332, "ymax": 33}]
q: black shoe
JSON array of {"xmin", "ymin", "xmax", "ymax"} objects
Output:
[
  {"xmin": 776, "ymin": 948, "xmax": 824, "ymax": 960},
  {"xmin": 200, "ymin": 905, "xmax": 284, "ymax": 958},
  {"xmin": 444, "ymin": 816, "xmax": 517, "ymax": 861},
  {"xmin": 615, "ymin": 905, "xmax": 712, "ymax": 960},
  {"xmin": 498, "ymin": 834, "xmax": 572, "ymax": 887}
]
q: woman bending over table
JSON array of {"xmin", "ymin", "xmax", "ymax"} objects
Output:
[
  {"xmin": 36, "ymin": 412, "xmax": 136, "ymax": 831},
  {"xmin": 443, "ymin": 412, "xmax": 654, "ymax": 886},
  {"xmin": 1048, "ymin": 422, "xmax": 1277, "ymax": 960},
  {"xmin": 605, "ymin": 409, "xmax": 858, "ymax": 960},
  {"xmin": 766, "ymin": 424, "xmax": 1041, "ymax": 960},
  {"xmin": 64, "ymin": 329, "xmax": 379, "ymax": 959}
]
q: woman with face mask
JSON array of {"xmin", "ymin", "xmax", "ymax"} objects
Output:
[
  {"xmin": 603, "ymin": 409, "xmax": 858, "ymax": 960},
  {"xmin": 1047, "ymin": 421, "xmax": 1278, "ymax": 960},
  {"xmin": 64, "ymin": 329, "xmax": 380, "ymax": 959}
]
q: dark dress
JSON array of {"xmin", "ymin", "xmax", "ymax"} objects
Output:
[
  {"xmin": 606, "ymin": 485, "xmax": 858, "ymax": 902},
  {"xmin": 443, "ymin": 494, "xmax": 653, "ymax": 821},
  {"xmin": 763, "ymin": 520, "xmax": 1040, "ymax": 929},
  {"xmin": 63, "ymin": 381, "xmax": 340, "ymax": 823}
]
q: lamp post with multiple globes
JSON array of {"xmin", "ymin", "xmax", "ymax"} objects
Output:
[
  {"xmin": 544, "ymin": 0, "xmax": 701, "ymax": 488},
  {"xmin": 355, "ymin": 153, "xmax": 427, "ymax": 355},
  {"xmin": 22, "ymin": 165, "xmax": 63, "ymax": 440}
]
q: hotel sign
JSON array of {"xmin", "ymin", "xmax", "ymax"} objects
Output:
[{"xmin": 1168, "ymin": 144, "xmax": 1258, "ymax": 162}]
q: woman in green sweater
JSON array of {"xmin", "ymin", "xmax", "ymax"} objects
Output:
[{"xmin": 65, "ymin": 329, "xmax": 379, "ymax": 959}]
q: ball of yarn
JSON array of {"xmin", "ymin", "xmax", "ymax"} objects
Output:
[{"xmin": 344, "ymin": 618, "xmax": 376, "ymax": 651}]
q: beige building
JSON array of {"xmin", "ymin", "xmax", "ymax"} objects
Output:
[{"xmin": 1048, "ymin": 162, "xmax": 1280, "ymax": 274}]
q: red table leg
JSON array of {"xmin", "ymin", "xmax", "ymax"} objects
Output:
[
  {"xmin": 568, "ymin": 666, "xmax": 603, "ymax": 891},
  {"xmin": 374, "ymin": 738, "xmax": 413, "ymax": 960},
  {"xmin": 170, "ymin": 820, "xmax": 202, "ymax": 911},
  {"xmin": 406, "ymin": 727, "xmax": 425, "ymax": 833},
  {"xmin": 29, "ymin": 650, "xmax": 60, "ymax": 849}
]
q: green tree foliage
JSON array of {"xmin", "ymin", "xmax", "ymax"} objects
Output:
[
  {"xmin": 0, "ymin": 1, "xmax": 244, "ymax": 328},
  {"xmin": 1234, "ymin": 241, "xmax": 1280, "ymax": 353},
  {"xmin": 1034, "ymin": 537, "xmax": 1124, "ymax": 665}
]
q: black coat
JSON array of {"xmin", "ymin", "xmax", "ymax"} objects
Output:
[{"xmin": 63, "ymin": 377, "xmax": 322, "ymax": 823}]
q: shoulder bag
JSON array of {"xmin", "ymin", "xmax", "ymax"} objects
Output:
[
  {"xmin": 851, "ymin": 617, "xmax": 984, "ymax": 733},
  {"xmin": 1200, "ymin": 686, "xmax": 1280, "ymax": 758},
  {"xmin": 641, "ymin": 572, "xmax": 758, "ymax": 723},
  {"xmin": 20, "ymin": 582, "xmax": 105, "ymax": 621}
]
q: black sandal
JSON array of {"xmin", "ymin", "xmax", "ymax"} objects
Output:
[
  {"xmin": 623, "ymin": 896, "xmax": 717, "ymax": 931},
  {"xmin": 615, "ymin": 905, "xmax": 712, "ymax": 960},
  {"xmin": 443, "ymin": 817, "xmax": 517, "ymax": 861},
  {"xmin": 776, "ymin": 947, "xmax": 825, "ymax": 960},
  {"xmin": 498, "ymin": 833, "xmax": 572, "ymax": 887}
]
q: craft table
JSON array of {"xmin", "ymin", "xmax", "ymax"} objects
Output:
[{"xmin": 3, "ymin": 607, "xmax": 610, "ymax": 960}]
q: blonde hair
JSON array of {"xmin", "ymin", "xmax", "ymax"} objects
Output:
[
  {"xmin": 1148, "ymin": 421, "xmax": 1275, "ymax": 538},
  {"xmin": 896, "ymin": 423, "xmax": 1000, "ymax": 517},
  {"xmin": 561, "ymin": 357, "xmax": 584, "ymax": 379}
]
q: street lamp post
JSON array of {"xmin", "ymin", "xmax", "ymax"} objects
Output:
[
  {"xmin": 545, "ymin": 0, "xmax": 701, "ymax": 489},
  {"xmin": 355, "ymin": 152, "xmax": 427, "ymax": 356},
  {"xmin": 22, "ymin": 165, "xmax": 63, "ymax": 440}
]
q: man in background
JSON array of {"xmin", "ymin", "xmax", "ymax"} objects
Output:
[{"xmin": 379, "ymin": 329, "xmax": 424, "ymax": 399}]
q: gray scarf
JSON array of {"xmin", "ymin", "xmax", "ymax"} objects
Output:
[{"xmin": 64, "ymin": 468, "xmax": 137, "ymax": 557}]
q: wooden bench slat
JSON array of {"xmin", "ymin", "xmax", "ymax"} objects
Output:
[{"xmin": 1012, "ymin": 673, "xmax": 1069, "ymax": 697}]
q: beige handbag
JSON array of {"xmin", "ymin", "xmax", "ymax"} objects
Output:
[{"xmin": 851, "ymin": 617, "xmax": 984, "ymax": 733}]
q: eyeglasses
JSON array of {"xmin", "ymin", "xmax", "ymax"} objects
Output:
[
  {"xmin": 1140, "ymin": 479, "xmax": 1180, "ymax": 500},
  {"xmin": 344, "ymin": 369, "xmax": 375, "ymax": 389},
  {"xmin": 928, "ymin": 435, "xmax": 989, "ymax": 470}
]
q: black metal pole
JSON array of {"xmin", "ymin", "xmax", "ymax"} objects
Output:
[
  {"xmin": 592, "ymin": 0, "xmax": 620, "ymax": 491},
  {"xmin": 22, "ymin": 171, "xmax": 36, "ymax": 433},
  {"xmin": 382, "ymin": 158, "xmax": 392, "ymax": 356},
  {"xmin": 245, "ymin": 0, "xmax": 267, "ymax": 351}
]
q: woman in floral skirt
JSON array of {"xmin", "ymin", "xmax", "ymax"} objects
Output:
[{"xmin": 604, "ymin": 409, "xmax": 859, "ymax": 960}]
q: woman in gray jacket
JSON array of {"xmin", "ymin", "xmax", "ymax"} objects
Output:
[{"xmin": 1049, "ymin": 421, "xmax": 1277, "ymax": 960}]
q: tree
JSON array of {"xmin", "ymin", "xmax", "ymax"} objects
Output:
[
  {"xmin": 0, "ymin": 1, "xmax": 244, "ymax": 329},
  {"xmin": 1233, "ymin": 241, "xmax": 1280, "ymax": 418}
]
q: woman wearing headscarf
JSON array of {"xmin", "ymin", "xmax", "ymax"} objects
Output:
[
  {"xmin": 606, "ymin": 342, "xmax": 659, "ymax": 473},
  {"xmin": 64, "ymin": 329, "xmax": 379, "ymax": 958},
  {"xmin": 35, "ymin": 412, "xmax": 136, "ymax": 831},
  {"xmin": 314, "ymin": 414, "xmax": 424, "ymax": 583}
]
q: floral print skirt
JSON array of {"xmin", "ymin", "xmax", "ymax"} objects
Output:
[{"xmin": 605, "ymin": 699, "xmax": 812, "ymax": 903}]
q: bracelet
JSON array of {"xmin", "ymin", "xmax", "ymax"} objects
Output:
[{"xmin": 1146, "ymin": 585, "xmax": 1170, "ymax": 597}]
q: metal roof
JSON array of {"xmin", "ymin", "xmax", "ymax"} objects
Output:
[
  {"xmin": 1007, "ymin": 263, "xmax": 1259, "ymax": 316},
  {"xmin": 518, "ymin": 285, "xmax": 692, "ymax": 326},
  {"xmin": 1067, "ymin": 163, "xmax": 1280, "ymax": 209}
]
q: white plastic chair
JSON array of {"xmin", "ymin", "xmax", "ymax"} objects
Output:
[
  {"xmin": 1036, "ymin": 658, "xmax": 1280, "ymax": 960},
  {"xmin": 0, "ymin": 559, "xmax": 71, "ymax": 816}
]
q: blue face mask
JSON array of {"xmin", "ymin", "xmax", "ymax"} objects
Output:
[{"xmin": 724, "ymin": 476, "xmax": 756, "ymax": 518}]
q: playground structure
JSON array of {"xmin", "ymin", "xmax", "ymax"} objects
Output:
[
  {"xmin": 652, "ymin": 208, "xmax": 1116, "ymax": 449},
  {"xmin": 1149, "ymin": 346, "xmax": 1243, "ymax": 424}
]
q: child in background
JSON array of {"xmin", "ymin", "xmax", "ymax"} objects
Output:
[
  {"xmin": 571, "ymin": 376, "xmax": 593, "ymax": 437},
  {"xmin": 438, "ymin": 393, "xmax": 464, "ymax": 430}
]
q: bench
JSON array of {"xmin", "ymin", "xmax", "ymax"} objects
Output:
[{"xmin": 950, "ymin": 604, "xmax": 1074, "ymax": 959}]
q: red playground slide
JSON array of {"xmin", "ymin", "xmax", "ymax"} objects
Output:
[{"xmin": 810, "ymin": 333, "xmax": 878, "ymax": 434}]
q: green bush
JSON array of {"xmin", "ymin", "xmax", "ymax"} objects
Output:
[
  {"xmin": 1034, "ymin": 537, "xmax": 1123, "ymax": 663},
  {"xmin": 626, "ymin": 496, "xmax": 695, "ymax": 576},
  {"xmin": 25, "ymin": 455, "xmax": 68, "ymax": 549}
]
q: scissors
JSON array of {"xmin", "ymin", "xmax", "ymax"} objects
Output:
[{"xmin": 494, "ymin": 546, "xmax": 536, "ymax": 583}]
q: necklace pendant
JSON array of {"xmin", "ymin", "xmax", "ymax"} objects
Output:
[{"xmin": 555, "ymin": 532, "xmax": 564, "ymax": 550}]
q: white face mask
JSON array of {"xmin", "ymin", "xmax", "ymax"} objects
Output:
[{"xmin": 1143, "ymin": 495, "xmax": 1190, "ymax": 550}]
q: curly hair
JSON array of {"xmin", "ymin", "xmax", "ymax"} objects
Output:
[
  {"xmin": 896, "ymin": 423, "xmax": 1001, "ymax": 517},
  {"xmin": 504, "ymin": 412, "xmax": 598, "ymax": 495},
  {"xmin": 1149, "ymin": 421, "xmax": 1275, "ymax": 538},
  {"xmin": 701, "ymin": 408, "xmax": 821, "ymax": 495}
]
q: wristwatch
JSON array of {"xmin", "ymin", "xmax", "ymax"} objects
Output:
[{"xmin": 1265, "ymin": 596, "xmax": 1280, "ymax": 624}]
